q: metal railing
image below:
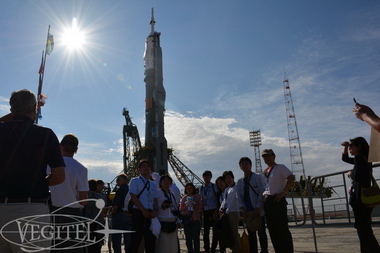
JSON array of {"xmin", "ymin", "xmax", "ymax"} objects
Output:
[
  {"xmin": 286, "ymin": 181, "xmax": 307, "ymax": 226},
  {"xmin": 307, "ymin": 169, "xmax": 352, "ymax": 225}
]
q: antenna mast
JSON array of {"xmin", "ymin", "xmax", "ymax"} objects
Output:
[{"xmin": 282, "ymin": 73, "xmax": 306, "ymax": 180}]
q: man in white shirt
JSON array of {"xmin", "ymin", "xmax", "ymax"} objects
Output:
[
  {"xmin": 49, "ymin": 134, "xmax": 89, "ymax": 252},
  {"xmin": 262, "ymin": 149, "xmax": 294, "ymax": 253},
  {"xmin": 128, "ymin": 159, "xmax": 158, "ymax": 253}
]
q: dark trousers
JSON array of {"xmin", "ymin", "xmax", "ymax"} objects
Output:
[
  {"xmin": 184, "ymin": 220, "xmax": 201, "ymax": 253},
  {"xmin": 212, "ymin": 224, "xmax": 225, "ymax": 253},
  {"xmin": 353, "ymin": 204, "xmax": 380, "ymax": 253},
  {"xmin": 51, "ymin": 206, "xmax": 84, "ymax": 253},
  {"xmin": 264, "ymin": 197, "xmax": 293, "ymax": 253},
  {"xmin": 203, "ymin": 209, "xmax": 217, "ymax": 252},
  {"xmin": 112, "ymin": 211, "xmax": 132, "ymax": 253},
  {"xmin": 248, "ymin": 216, "xmax": 268, "ymax": 253},
  {"xmin": 128, "ymin": 210, "xmax": 156, "ymax": 253}
]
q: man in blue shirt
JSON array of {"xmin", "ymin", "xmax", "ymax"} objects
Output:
[
  {"xmin": 237, "ymin": 157, "xmax": 268, "ymax": 253},
  {"xmin": 200, "ymin": 170, "xmax": 219, "ymax": 253}
]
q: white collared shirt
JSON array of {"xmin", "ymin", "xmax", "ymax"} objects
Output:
[
  {"xmin": 129, "ymin": 176, "xmax": 157, "ymax": 210},
  {"xmin": 220, "ymin": 185, "xmax": 239, "ymax": 213}
]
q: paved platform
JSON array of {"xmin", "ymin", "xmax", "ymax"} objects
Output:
[{"xmin": 101, "ymin": 218, "xmax": 380, "ymax": 253}]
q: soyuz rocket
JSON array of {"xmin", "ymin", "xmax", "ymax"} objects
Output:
[{"xmin": 144, "ymin": 9, "xmax": 168, "ymax": 175}]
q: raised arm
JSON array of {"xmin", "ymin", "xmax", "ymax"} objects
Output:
[{"xmin": 353, "ymin": 103, "xmax": 380, "ymax": 133}]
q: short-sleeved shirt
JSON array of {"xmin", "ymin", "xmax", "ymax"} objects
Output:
[
  {"xmin": 0, "ymin": 116, "xmax": 65, "ymax": 198},
  {"xmin": 129, "ymin": 176, "xmax": 157, "ymax": 210},
  {"xmin": 262, "ymin": 163, "xmax": 292, "ymax": 196},
  {"xmin": 49, "ymin": 156, "xmax": 89, "ymax": 208}
]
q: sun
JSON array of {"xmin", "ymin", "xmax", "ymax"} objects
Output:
[{"xmin": 62, "ymin": 18, "xmax": 85, "ymax": 51}]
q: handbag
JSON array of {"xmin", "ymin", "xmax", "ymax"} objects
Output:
[
  {"xmin": 361, "ymin": 175, "xmax": 380, "ymax": 207},
  {"xmin": 240, "ymin": 226, "xmax": 250, "ymax": 253},
  {"xmin": 160, "ymin": 221, "xmax": 177, "ymax": 233},
  {"xmin": 244, "ymin": 211, "xmax": 262, "ymax": 232}
]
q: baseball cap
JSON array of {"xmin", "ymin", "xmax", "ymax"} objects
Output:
[{"xmin": 262, "ymin": 149, "xmax": 275, "ymax": 156}]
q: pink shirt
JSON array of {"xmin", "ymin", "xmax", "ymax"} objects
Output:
[{"xmin": 180, "ymin": 194, "xmax": 202, "ymax": 221}]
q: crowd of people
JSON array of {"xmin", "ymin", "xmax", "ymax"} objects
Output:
[
  {"xmin": 104, "ymin": 151, "xmax": 295, "ymax": 253},
  {"xmin": 1, "ymin": 88, "xmax": 379, "ymax": 253}
]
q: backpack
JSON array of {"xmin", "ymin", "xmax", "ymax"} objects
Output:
[{"xmin": 83, "ymin": 192, "xmax": 104, "ymax": 224}]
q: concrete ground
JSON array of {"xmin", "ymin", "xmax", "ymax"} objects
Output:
[{"xmin": 101, "ymin": 218, "xmax": 380, "ymax": 253}]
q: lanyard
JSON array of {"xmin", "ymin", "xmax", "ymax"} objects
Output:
[
  {"xmin": 203, "ymin": 184, "xmax": 209, "ymax": 197},
  {"xmin": 163, "ymin": 189, "xmax": 172, "ymax": 202},
  {"xmin": 264, "ymin": 164, "xmax": 276, "ymax": 182},
  {"xmin": 163, "ymin": 189, "xmax": 177, "ymax": 209}
]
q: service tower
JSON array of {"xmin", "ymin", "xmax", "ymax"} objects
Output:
[{"xmin": 144, "ymin": 9, "xmax": 168, "ymax": 175}]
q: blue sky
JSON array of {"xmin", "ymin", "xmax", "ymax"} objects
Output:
[{"xmin": 1, "ymin": 0, "xmax": 380, "ymax": 190}]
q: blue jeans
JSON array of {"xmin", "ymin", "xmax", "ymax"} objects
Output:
[
  {"xmin": 183, "ymin": 220, "xmax": 201, "ymax": 253},
  {"xmin": 112, "ymin": 211, "xmax": 132, "ymax": 253}
]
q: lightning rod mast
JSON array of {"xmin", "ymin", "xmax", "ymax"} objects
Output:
[{"xmin": 282, "ymin": 74, "xmax": 306, "ymax": 181}]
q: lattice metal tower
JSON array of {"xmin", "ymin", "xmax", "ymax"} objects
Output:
[
  {"xmin": 249, "ymin": 130, "xmax": 263, "ymax": 174},
  {"xmin": 283, "ymin": 76, "xmax": 306, "ymax": 180}
]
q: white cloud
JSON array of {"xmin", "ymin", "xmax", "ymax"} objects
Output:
[
  {"xmin": 0, "ymin": 97, "xmax": 9, "ymax": 115},
  {"xmin": 0, "ymin": 96, "xmax": 8, "ymax": 103},
  {"xmin": 165, "ymin": 110, "xmax": 247, "ymax": 166},
  {"xmin": 0, "ymin": 104, "xmax": 9, "ymax": 115},
  {"xmin": 164, "ymin": 110, "xmax": 347, "ymax": 184}
]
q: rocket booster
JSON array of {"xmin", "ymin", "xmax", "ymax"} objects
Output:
[{"xmin": 144, "ymin": 9, "xmax": 168, "ymax": 175}]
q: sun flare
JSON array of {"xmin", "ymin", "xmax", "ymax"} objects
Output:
[{"xmin": 62, "ymin": 18, "xmax": 85, "ymax": 51}]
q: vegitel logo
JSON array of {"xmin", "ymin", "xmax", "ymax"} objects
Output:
[{"xmin": 0, "ymin": 199, "xmax": 133, "ymax": 252}]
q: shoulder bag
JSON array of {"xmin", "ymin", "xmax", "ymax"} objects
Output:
[
  {"xmin": 361, "ymin": 175, "xmax": 380, "ymax": 207},
  {"xmin": 128, "ymin": 179, "xmax": 150, "ymax": 213}
]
